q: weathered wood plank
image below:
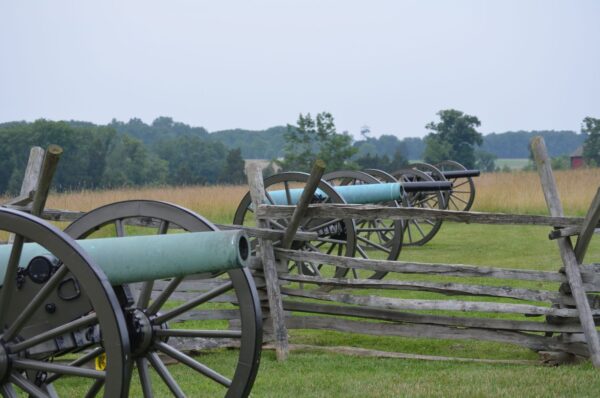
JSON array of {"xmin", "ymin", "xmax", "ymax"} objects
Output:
[
  {"xmin": 217, "ymin": 224, "xmax": 318, "ymax": 241},
  {"xmin": 280, "ymin": 300, "xmax": 586, "ymax": 333},
  {"xmin": 574, "ymin": 188, "xmax": 600, "ymax": 263},
  {"xmin": 19, "ymin": 146, "xmax": 45, "ymax": 198},
  {"xmin": 265, "ymin": 343, "xmax": 541, "ymax": 365},
  {"xmin": 281, "ymin": 160, "xmax": 326, "ymax": 249},
  {"xmin": 284, "ymin": 316, "xmax": 588, "ymax": 356},
  {"xmin": 257, "ymin": 204, "xmax": 588, "ymax": 227},
  {"xmin": 280, "ymin": 287, "xmax": 593, "ymax": 317},
  {"xmin": 532, "ymin": 135, "xmax": 600, "ymax": 367},
  {"xmin": 247, "ymin": 163, "xmax": 289, "ymax": 361},
  {"xmin": 280, "ymin": 274, "xmax": 559, "ymax": 302},
  {"xmin": 30, "ymin": 145, "xmax": 62, "ymax": 216},
  {"xmin": 276, "ymin": 248, "xmax": 565, "ymax": 282},
  {"xmin": 171, "ymin": 309, "xmax": 240, "ymax": 322}
]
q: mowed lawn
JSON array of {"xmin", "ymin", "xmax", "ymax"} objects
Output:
[{"xmin": 6, "ymin": 168, "xmax": 600, "ymax": 396}]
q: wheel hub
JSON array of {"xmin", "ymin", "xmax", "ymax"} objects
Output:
[{"xmin": 127, "ymin": 309, "xmax": 154, "ymax": 357}]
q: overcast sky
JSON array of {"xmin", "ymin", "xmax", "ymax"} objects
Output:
[{"xmin": 1, "ymin": 1, "xmax": 598, "ymax": 139}]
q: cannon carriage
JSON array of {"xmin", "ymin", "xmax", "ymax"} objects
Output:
[
  {"xmin": 0, "ymin": 200, "xmax": 262, "ymax": 397},
  {"xmin": 233, "ymin": 170, "xmax": 451, "ymax": 280}
]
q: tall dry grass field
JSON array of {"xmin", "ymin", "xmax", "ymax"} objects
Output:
[
  {"xmin": 473, "ymin": 168, "xmax": 600, "ymax": 216},
  {"xmin": 44, "ymin": 185, "xmax": 249, "ymax": 224},
  {"xmin": 1, "ymin": 168, "xmax": 599, "ymax": 222}
]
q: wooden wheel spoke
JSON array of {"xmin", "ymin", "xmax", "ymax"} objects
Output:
[
  {"xmin": 9, "ymin": 313, "xmax": 97, "ymax": 353},
  {"xmin": 115, "ymin": 219, "xmax": 125, "ymax": 237},
  {"xmin": 147, "ymin": 276, "xmax": 184, "ymax": 315},
  {"xmin": 147, "ymin": 352, "xmax": 185, "ymax": 398},
  {"xmin": 410, "ymin": 220, "xmax": 427, "ymax": 238},
  {"xmin": 356, "ymin": 235, "xmax": 391, "ymax": 253},
  {"xmin": 0, "ymin": 235, "xmax": 25, "ymax": 328},
  {"xmin": 153, "ymin": 281, "xmax": 234, "ymax": 324},
  {"xmin": 155, "ymin": 341, "xmax": 232, "ymax": 388},
  {"xmin": 283, "ymin": 181, "xmax": 292, "ymax": 205},
  {"xmin": 452, "ymin": 180, "xmax": 470, "ymax": 189},
  {"xmin": 307, "ymin": 218, "xmax": 343, "ymax": 233},
  {"xmin": 46, "ymin": 346, "xmax": 105, "ymax": 384},
  {"xmin": 0, "ymin": 383, "xmax": 17, "ymax": 398},
  {"xmin": 155, "ymin": 329, "xmax": 242, "ymax": 338},
  {"xmin": 356, "ymin": 244, "xmax": 369, "ymax": 259},
  {"xmin": 9, "ymin": 372, "xmax": 48, "ymax": 398},
  {"xmin": 137, "ymin": 357, "xmax": 154, "ymax": 398},
  {"xmin": 85, "ymin": 380, "xmax": 105, "ymax": 398},
  {"xmin": 12, "ymin": 359, "xmax": 105, "ymax": 379}
]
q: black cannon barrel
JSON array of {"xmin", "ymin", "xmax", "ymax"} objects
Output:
[
  {"xmin": 442, "ymin": 169, "xmax": 480, "ymax": 178},
  {"xmin": 402, "ymin": 181, "xmax": 453, "ymax": 192}
]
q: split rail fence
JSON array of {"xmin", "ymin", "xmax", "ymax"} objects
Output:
[{"xmin": 3, "ymin": 138, "xmax": 600, "ymax": 366}]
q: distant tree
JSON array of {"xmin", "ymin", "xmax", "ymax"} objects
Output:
[
  {"xmin": 155, "ymin": 135, "xmax": 227, "ymax": 185},
  {"xmin": 281, "ymin": 112, "xmax": 357, "ymax": 171},
  {"xmin": 424, "ymin": 109, "xmax": 483, "ymax": 168},
  {"xmin": 360, "ymin": 125, "xmax": 371, "ymax": 139},
  {"xmin": 582, "ymin": 117, "xmax": 600, "ymax": 166},
  {"xmin": 475, "ymin": 150, "xmax": 497, "ymax": 172},
  {"xmin": 102, "ymin": 134, "xmax": 167, "ymax": 187},
  {"xmin": 388, "ymin": 148, "xmax": 409, "ymax": 172},
  {"xmin": 551, "ymin": 155, "xmax": 570, "ymax": 170},
  {"xmin": 219, "ymin": 148, "xmax": 246, "ymax": 184}
]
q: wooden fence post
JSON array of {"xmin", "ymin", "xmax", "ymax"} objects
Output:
[
  {"xmin": 30, "ymin": 145, "xmax": 63, "ymax": 217},
  {"xmin": 573, "ymin": 188, "xmax": 600, "ymax": 264},
  {"xmin": 7, "ymin": 147, "xmax": 46, "ymax": 243},
  {"xmin": 246, "ymin": 163, "xmax": 289, "ymax": 361},
  {"xmin": 531, "ymin": 136, "xmax": 600, "ymax": 367},
  {"xmin": 281, "ymin": 160, "xmax": 326, "ymax": 249},
  {"xmin": 20, "ymin": 147, "xmax": 45, "ymax": 199}
]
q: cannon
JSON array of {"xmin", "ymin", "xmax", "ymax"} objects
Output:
[
  {"xmin": 396, "ymin": 160, "xmax": 480, "ymax": 212},
  {"xmin": 233, "ymin": 171, "xmax": 450, "ymax": 280},
  {"xmin": 0, "ymin": 200, "xmax": 262, "ymax": 397}
]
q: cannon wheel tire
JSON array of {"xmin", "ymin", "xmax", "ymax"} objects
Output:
[
  {"xmin": 391, "ymin": 168, "xmax": 446, "ymax": 246},
  {"xmin": 0, "ymin": 208, "xmax": 131, "ymax": 397},
  {"xmin": 65, "ymin": 200, "xmax": 262, "ymax": 398},
  {"xmin": 233, "ymin": 172, "xmax": 357, "ymax": 280},
  {"xmin": 323, "ymin": 170, "xmax": 403, "ymax": 279},
  {"xmin": 436, "ymin": 160, "xmax": 476, "ymax": 211}
]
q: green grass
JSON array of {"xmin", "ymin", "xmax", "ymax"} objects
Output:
[
  {"xmin": 495, "ymin": 158, "xmax": 530, "ymax": 170},
  {"xmin": 51, "ymin": 222, "xmax": 600, "ymax": 396}
]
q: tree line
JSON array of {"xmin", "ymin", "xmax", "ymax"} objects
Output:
[
  {"xmin": 1, "ymin": 113, "xmax": 598, "ymax": 195},
  {"xmin": 0, "ymin": 119, "xmax": 246, "ymax": 194}
]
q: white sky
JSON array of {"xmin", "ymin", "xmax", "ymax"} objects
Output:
[{"xmin": 1, "ymin": 1, "xmax": 598, "ymax": 138}]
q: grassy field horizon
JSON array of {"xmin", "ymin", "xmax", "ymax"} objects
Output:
[{"xmin": 3, "ymin": 167, "xmax": 600, "ymax": 396}]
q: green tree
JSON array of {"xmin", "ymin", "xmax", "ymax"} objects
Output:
[
  {"xmin": 424, "ymin": 109, "xmax": 483, "ymax": 168},
  {"xmin": 582, "ymin": 117, "xmax": 600, "ymax": 166},
  {"xmin": 475, "ymin": 150, "xmax": 497, "ymax": 172},
  {"xmin": 281, "ymin": 112, "xmax": 357, "ymax": 172},
  {"xmin": 219, "ymin": 148, "xmax": 246, "ymax": 184}
]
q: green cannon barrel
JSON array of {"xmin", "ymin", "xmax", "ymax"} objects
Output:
[
  {"xmin": 267, "ymin": 181, "xmax": 452, "ymax": 205},
  {"xmin": 0, "ymin": 230, "xmax": 249, "ymax": 285}
]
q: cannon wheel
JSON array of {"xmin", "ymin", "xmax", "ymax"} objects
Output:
[
  {"xmin": 363, "ymin": 168, "xmax": 397, "ymax": 184},
  {"xmin": 233, "ymin": 172, "xmax": 357, "ymax": 279},
  {"xmin": 0, "ymin": 208, "xmax": 131, "ymax": 397},
  {"xmin": 65, "ymin": 200, "xmax": 262, "ymax": 398},
  {"xmin": 391, "ymin": 168, "xmax": 446, "ymax": 246},
  {"xmin": 436, "ymin": 160, "xmax": 476, "ymax": 211},
  {"xmin": 323, "ymin": 170, "xmax": 403, "ymax": 279}
]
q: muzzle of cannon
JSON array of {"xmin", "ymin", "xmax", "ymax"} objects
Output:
[
  {"xmin": 0, "ymin": 230, "xmax": 249, "ymax": 286},
  {"xmin": 0, "ymin": 200, "xmax": 262, "ymax": 398}
]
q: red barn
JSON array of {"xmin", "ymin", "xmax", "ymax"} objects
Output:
[{"xmin": 570, "ymin": 146, "xmax": 584, "ymax": 169}]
